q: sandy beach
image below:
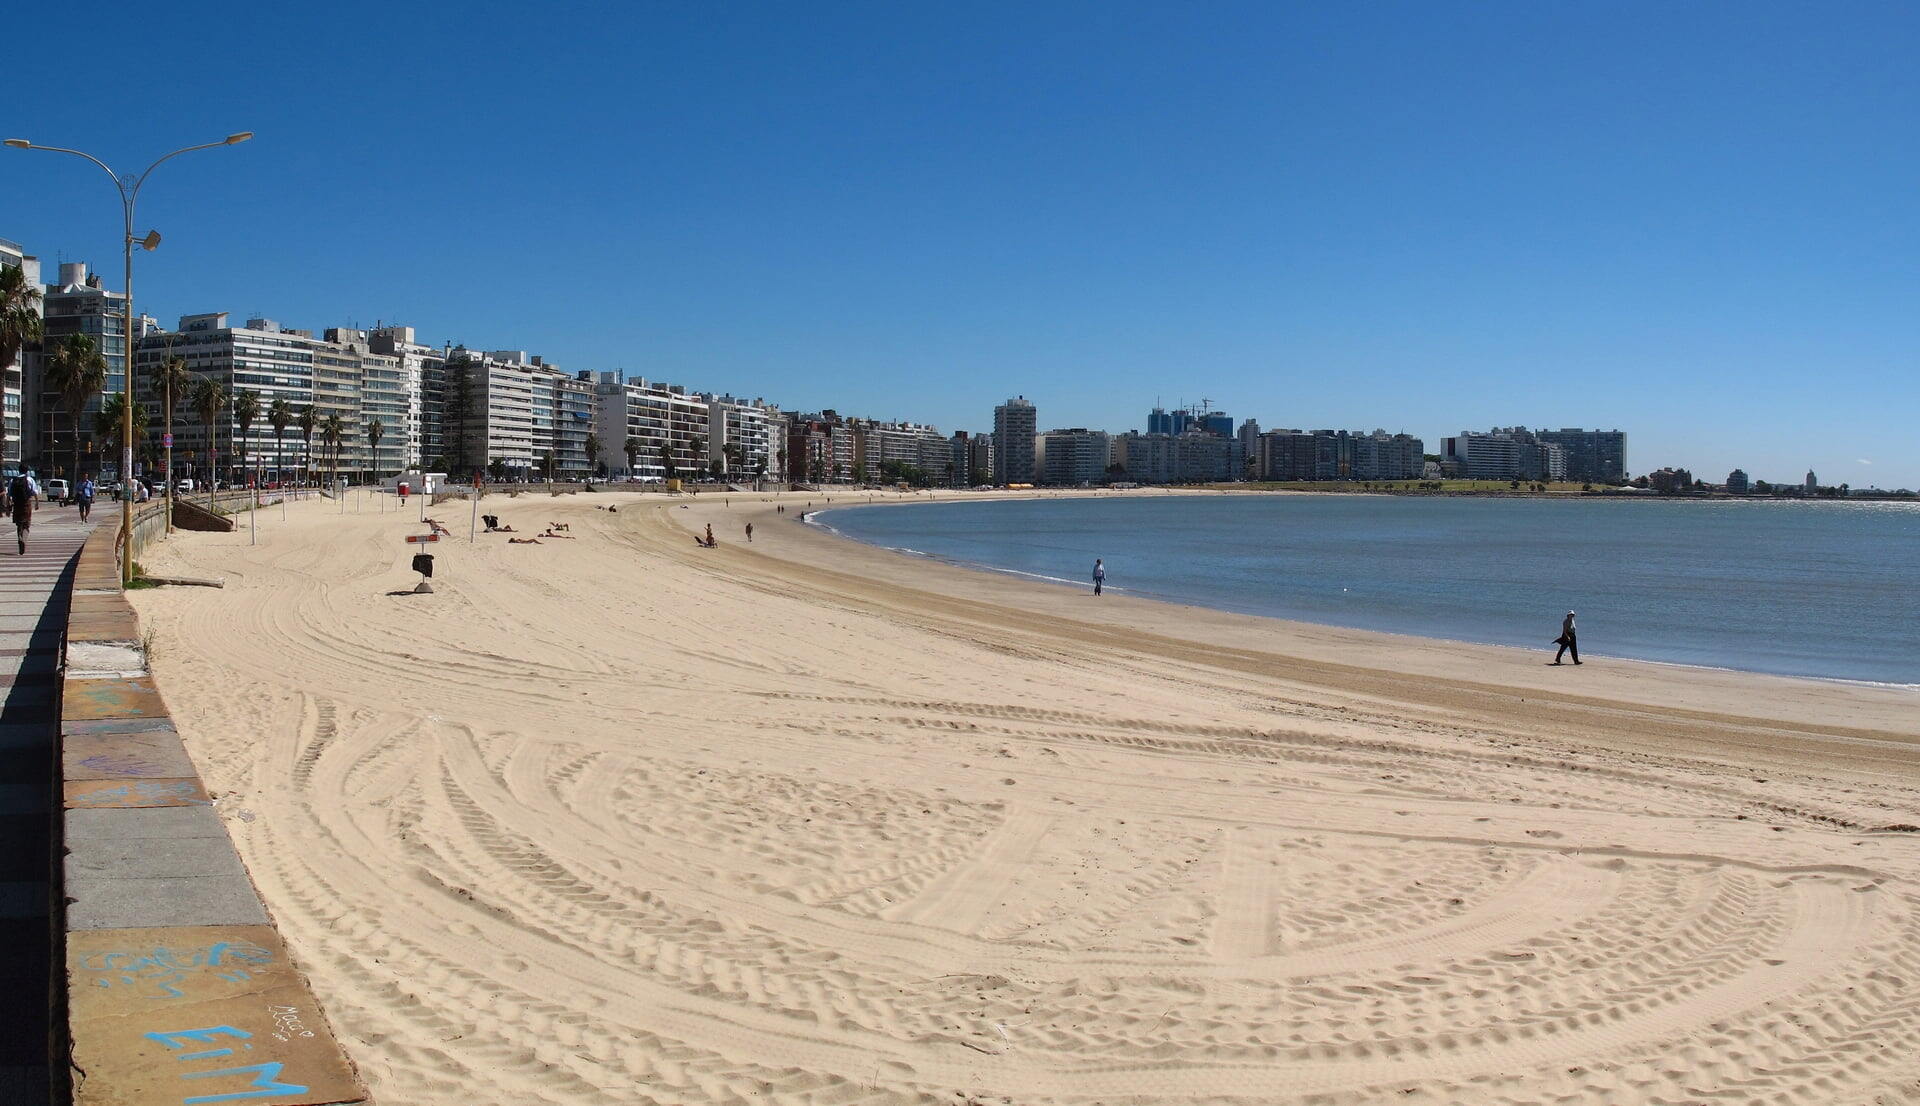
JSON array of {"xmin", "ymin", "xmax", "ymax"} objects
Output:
[{"xmin": 127, "ymin": 488, "xmax": 1920, "ymax": 1105}]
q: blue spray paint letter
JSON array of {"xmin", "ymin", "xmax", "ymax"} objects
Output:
[
  {"xmin": 178, "ymin": 1060, "xmax": 310, "ymax": 1103},
  {"xmin": 144, "ymin": 1026, "xmax": 251, "ymax": 1050}
]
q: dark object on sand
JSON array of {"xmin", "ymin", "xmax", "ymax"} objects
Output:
[{"xmin": 411, "ymin": 552, "xmax": 435, "ymax": 594}]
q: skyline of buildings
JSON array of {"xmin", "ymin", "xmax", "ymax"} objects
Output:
[{"xmin": 0, "ymin": 234, "xmax": 1884, "ymax": 494}]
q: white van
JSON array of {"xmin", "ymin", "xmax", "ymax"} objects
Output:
[{"xmin": 43, "ymin": 478, "xmax": 70, "ymax": 502}]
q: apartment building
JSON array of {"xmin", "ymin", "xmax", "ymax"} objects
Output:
[
  {"xmin": 591, "ymin": 373, "xmax": 748, "ymax": 481},
  {"xmin": 136, "ymin": 314, "xmax": 319, "ymax": 483},
  {"xmin": 307, "ymin": 327, "xmax": 410, "ymax": 477},
  {"xmin": 0, "ymin": 238, "xmax": 38, "ymax": 469},
  {"xmin": 1535, "ymin": 428, "xmax": 1626, "ymax": 484},
  {"xmin": 552, "ymin": 372, "xmax": 595, "ymax": 478},
  {"xmin": 949, "ymin": 431, "xmax": 992, "ymax": 486},
  {"xmin": 762, "ymin": 410, "xmax": 789, "ymax": 482},
  {"xmin": 1442, "ymin": 429, "xmax": 1565, "ymax": 481},
  {"xmin": 368, "ymin": 326, "xmax": 441, "ymax": 470},
  {"xmin": 852, "ymin": 420, "xmax": 950, "ymax": 482},
  {"xmin": 32, "ymin": 262, "xmax": 127, "ymax": 477},
  {"xmin": 992, "ymin": 396, "xmax": 1037, "ymax": 484},
  {"xmin": 1350, "ymin": 430, "xmax": 1425, "ymax": 481},
  {"xmin": 1037, "ymin": 428, "xmax": 1111, "ymax": 486},
  {"xmin": 1112, "ymin": 432, "xmax": 1176, "ymax": 482},
  {"xmin": 787, "ymin": 411, "xmax": 856, "ymax": 484},
  {"xmin": 707, "ymin": 394, "xmax": 776, "ymax": 480},
  {"xmin": 1112, "ymin": 431, "xmax": 1245, "ymax": 483}
]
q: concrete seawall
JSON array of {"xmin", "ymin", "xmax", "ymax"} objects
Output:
[{"xmin": 58, "ymin": 524, "xmax": 367, "ymax": 1104}]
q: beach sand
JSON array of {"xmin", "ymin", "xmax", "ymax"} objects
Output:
[{"xmin": 128, "ymin": 489, "xmax": 1920, "ymax": 1104}]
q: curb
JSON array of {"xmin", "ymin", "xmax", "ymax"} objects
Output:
[{"xmin": 59, "ymin": 526, "xmax": 368, "ymax": 1105}]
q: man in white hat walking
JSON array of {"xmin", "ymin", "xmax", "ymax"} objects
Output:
[{"xmin": 1552, "ymin": 610, "xmax": 1580, "ymax": 665}]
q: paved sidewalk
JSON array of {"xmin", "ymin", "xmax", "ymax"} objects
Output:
[{"xmin": 0, "ymin": 506, "xmax": 96, "ymax": 1102}]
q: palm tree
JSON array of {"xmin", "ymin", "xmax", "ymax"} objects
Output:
[
  {"xmin": 584, "ymin": 433, "xmax": 601, "ymax": 476},
  {"xmin": 94, "ymin": 393, "xmax": 148, "ymax": 459},
  {"xmin": 0, "ymin": 263, "xmax": 41, "ymax": 370},
  {"xmin": 45, "ymin": 335, "xmax": 108, "ymax": 482},
  {"xmin": 0, "ymin": 265, "xmax": 42, "ymax": 464},
  {"xmin": 367, "ymin": 418, "xmax": 384, "ymax": 483},
  {"xmin": 189, "ymin": 376, "xmax": 226, "ymax": 487},
  {"xmin": 319, "ymin": 414, "xmax": 345, "ymax": 488},
  {"xmin": 155, "ymin": 353, "xmax": 191, "ymax": 489},
  {"xmin": 232, "ymin": 389, "xmax": 260, "ymax": 488},
  {"xmin": 267, "ymin": 398, "xmax": 292, "ymax": 487},
  {"xmin": 624, "ymin": 436, "xmax": 640, "ymax": 476},
  {"xmin": 296, "ymin": 406, "xmax": 317, "ymax": 486}
]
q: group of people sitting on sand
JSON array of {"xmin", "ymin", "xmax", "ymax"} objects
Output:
[{"xmin": 694, "ymin": 523, "xmax": 718, "ymax": 548}]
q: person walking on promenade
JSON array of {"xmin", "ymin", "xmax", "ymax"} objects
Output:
[
  {"xmin": 9, "ymin": 470, "xmax": 37, "ymax": 556},
  {"xmin": 1552, "ymin": 610, "xmax": 1580, "ymax": 665},
  {"xmin": 1093, "ymin": 558, "xmax": 1106, "ymax": 596},
  {"xmin": 75, "ymin": 474, "xmax": 95, "ymax": 522}
]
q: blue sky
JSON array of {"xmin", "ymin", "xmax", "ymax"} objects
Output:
[{"xmin": 5, "ymin": 1, "xmax": 1916, "ymax": 487}]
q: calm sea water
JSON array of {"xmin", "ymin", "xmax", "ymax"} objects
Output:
[{"xmin": 816, "ymin": 495, "xmax": 1920, "ymax": 685}]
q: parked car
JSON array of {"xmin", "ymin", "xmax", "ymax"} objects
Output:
[
  {"xmin": 43, "ymin": 478, "xmax": 70, "ymax": 503},
  {"xmin": 174, "ymin": 478, "xmax": 196, "ymax": 494}
]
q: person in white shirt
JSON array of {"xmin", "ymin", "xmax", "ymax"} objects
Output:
[{"xmin": 1552, "ymin": 610, "xmax": 1580, "ymax": 665}]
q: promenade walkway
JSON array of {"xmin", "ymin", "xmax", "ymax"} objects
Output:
[{"xmin": 0, "ymin": 506, "xmax": 95, "ymax": 1101}]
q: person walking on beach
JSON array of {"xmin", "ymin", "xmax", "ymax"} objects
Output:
[
  {"xmin": 745, "ymin": 522, "xmax": 753, "ymax": 542},
  {"xmin": 75, "ymin": 474, "xmax": 95, "ymax": 522},
  {"xmin": 9, "ymin": 470, "xmax": 37, "ymax": 555},
  {"xmin": 1093, "ymin": 558, "xmax": 1106, "ymax": 596},
  {"xmin": 1552, "ymin": 610, "xmax": 1580, "ymax": 665}
]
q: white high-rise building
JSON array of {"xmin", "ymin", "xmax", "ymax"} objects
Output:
[
  {"xmin": 706, "ymin": 394, "xmax": 776, "ymax": 480},
  {"xmin": 368, "ymin": 326, "xmax": 441, "ymax": 470},
  {"xmin": 0, "ymin": 237, "xmax": 39, "ymax": 470}
]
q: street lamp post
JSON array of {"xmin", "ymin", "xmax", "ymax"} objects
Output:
[{"xmin": 4, "ymin": 132, "xmax": 252, "ymax": 583}]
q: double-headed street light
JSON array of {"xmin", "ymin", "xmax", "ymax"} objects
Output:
[{"xmin": 4, "ymin": 132, "xmax": 252, "ymax": 583}]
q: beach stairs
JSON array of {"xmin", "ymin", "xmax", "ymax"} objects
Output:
[
  {"xmin": 56, "ymin": 524, "xmax": 369, "ymax": 1104},
  {"xmin": 170, "ymin": 498, "xmax": 236, "ymax": 533}
]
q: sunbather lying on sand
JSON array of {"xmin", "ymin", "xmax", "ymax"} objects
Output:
[{"xmin": 507, "ymin": 537, "xmax": 542, "ymax": 544}]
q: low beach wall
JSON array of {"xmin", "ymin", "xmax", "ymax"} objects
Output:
[
  {"xmin": 127, "ymin": 491, "xmax": 315, "ymax": 564},
  {"xmin": 56, "ymin": 524, "xmax": 367, "ymax": 1103}
]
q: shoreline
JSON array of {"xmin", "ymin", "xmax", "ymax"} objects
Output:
[
  {"xmin": 670, "ymin": 490, "xmax": 1920, "ymax": 754},
  {"xmin": 797, "ymin": 489, "xmax": 1920, "ymax": 697},
  {"xmin": 123, "ymin": 490, "xmax": 1920, "ymax": 1103}
]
